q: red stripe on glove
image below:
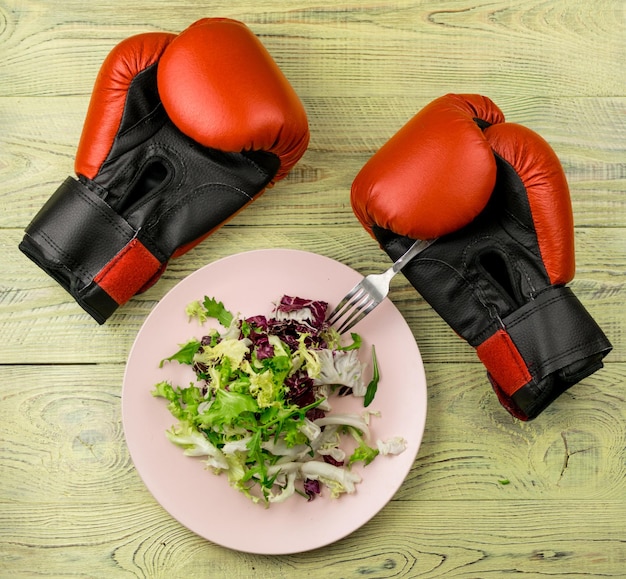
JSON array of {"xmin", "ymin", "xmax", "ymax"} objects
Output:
[
  {"xmin": 476, "ymin": 329, "xmax": 532, "ymax": 397},
  {"xmin": 94, "ymin": 239, "xmax": 162, "ymax": 305}
]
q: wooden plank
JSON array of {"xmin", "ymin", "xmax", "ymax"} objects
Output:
[
  {"xmin": 1, "ymin": 226, "xmax": 622, "ymax": 364},
  {"xmin": 0, "ymin": 499, "xmax": 623, "ymax": 577},
  {"xmin": 0, "ymin": 1, "xmax": 624, "ymax": 98}
]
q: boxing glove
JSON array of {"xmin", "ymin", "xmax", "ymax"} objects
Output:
[
  {"xmin": 351, "ymin": 94, "xmax": 612, "ymax": 420},
  {"xmin": 19, "ymin": 18, "xmax": 309, "ymax": 324}
]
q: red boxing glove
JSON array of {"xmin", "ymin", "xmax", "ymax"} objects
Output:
[
  {"xmin": 19, "ymin": 18, "xmax": 309, "ymax": 323},
  {"xmin": 351, "ymin": 94, "xmax": 612, "ymax": 420}
]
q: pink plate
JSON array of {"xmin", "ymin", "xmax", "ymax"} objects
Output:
[{"xmin": 122, "ymin": 249, "xmax": 427, "ymax": 554}]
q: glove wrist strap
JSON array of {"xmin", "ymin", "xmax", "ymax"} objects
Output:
[
  {"xmin": 19, "ymin": 177, "xmax": 163, "ymax": 323},
  {"xmin": 476, "ymin": 286, "xmax": 612, "ymax": 420}
]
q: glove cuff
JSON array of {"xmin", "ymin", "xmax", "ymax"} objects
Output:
[
  {"xmin": 476, "ymin": 286, "xmax": 612, "ymax": 420},
  {"xmin": 19, "ymin": 177, "xmax": 164, "ymax": 323}
]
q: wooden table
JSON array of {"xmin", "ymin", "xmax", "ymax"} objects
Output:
[{"xmin": 1, "ymin": 1, "xmax": 624, "ymax": 576}]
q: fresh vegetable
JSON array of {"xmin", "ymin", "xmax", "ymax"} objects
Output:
[
  {"xmin": 152, "ymin": 295, "xmax": 406, "ymax": 506},
  {"xmin": 363, "ymin": 345, "xmax": 379, "ymax": 407}
]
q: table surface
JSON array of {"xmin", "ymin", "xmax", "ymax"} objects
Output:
[{"xmin": 1, "ymin": 1, "xmax": 625, "ymax": 577}]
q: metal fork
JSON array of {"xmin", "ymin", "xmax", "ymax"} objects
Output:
[{"xmin": 327, "ymin": 238, "xmax": 434, "ymax": 334}]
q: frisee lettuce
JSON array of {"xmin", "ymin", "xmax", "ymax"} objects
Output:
[
  {"xmin": 152, "ymin": 295, "xmax": 405, "ymax": 506},
  {"xmin": 159, "ymin": 340, "xmax": 201, "ymax": 368}
]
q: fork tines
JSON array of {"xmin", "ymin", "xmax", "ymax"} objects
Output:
[{"xmin": 326, "ymin": 284, "xmax": 380, "ymax": 334}]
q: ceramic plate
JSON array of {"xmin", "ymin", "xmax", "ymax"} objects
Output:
[{"xmin": 122, "ymin": 249, "xmax": 427, "ymax": 554}]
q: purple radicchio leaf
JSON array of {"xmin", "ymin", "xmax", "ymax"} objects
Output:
[
  {"xmin": 285, "ymin": 370, "xmax": 315, "ymax": 407},
  {"xmin": 322, "ymin": 454, "xmax": 344, "ymax": 467},
  {"xmin": 275, "ymin": 296, "xmax": 329, "ymax": 332},
  {"xmin": 253, "ymin": 333, "xmax": 274, "ymax": 360},
  {"xmin": 245, "ymin": 315, "xmax": 268, "ymax": 331},
  {"xmin": 303, "ymin": 478, "xmax": 321, "ymax": 501},
  {"xmin": 305, "ymin": 406, "xmax": 326, "ymax": 421}
]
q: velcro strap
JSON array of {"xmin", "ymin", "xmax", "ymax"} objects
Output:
[
  {"xmin": 477, "ymin": 285, "xmax": 612, "ymax": 418},
  {"xmin": 24, "ymin": 177, "xmax": 139, "ymax": 284},
  {"xmin": 21, "ymin": 177, "xmax": 163, "ymax": 320},
  {"xmin": 476, "ymin": 329, "xmax": 531, "ymax": 398},
  {"xmin": 504, "ymin": 286, "xmax": 611, "ymax": 384}
]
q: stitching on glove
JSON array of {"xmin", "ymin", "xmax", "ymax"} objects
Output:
[
  {"xmin": 33, "ymin": 228, "xmax": 92, "ymax": 281},
  {"xmin": 75, "ymin": 185, "xmax": 133, "ymax": 240},
  {"xmin": 503, "ymin": 289, "xmax": 609, "ymax": 379},
  {"xmin": 241, "ymin": 152, "xmax": 275, "ymax": 181},
  {"xmin": 148, "ymin": 182, "xmax": 256, "ymax": 230}
]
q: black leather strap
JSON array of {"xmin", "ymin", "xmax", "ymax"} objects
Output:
[
  {"xmin": 497, "ymin": 285, "xmax": 612, "ymax": 419},
  {"xmin": 19, "ymin": 177, "xmax": 154, "ymax": 323},
  {"xmin": 21, "ymin": 177, "xmax": 138, "ymax": 285},
  {"xmin": 504, "ymin": 285, "xmax": 611, "ymax": 383}
]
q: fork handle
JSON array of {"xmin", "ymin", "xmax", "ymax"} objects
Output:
[{"xmin": 391, "ymin": 238, "xmax": 434, "ymax": 273}]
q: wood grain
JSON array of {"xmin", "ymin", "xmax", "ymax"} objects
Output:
[
  {"xmin": 1, "ymin": 1, "xmax": 624, "ymax": 99},
  {"xmin": 1, "ymin": 0, "xmax": 624, "ymax": 576},
  {"xmin": 1, "ymin": 500, "xmax": 624, "ymax": 577},
  {"xmin": 1, "ymin": 363, "xmax": 624, "ymax": 576}
]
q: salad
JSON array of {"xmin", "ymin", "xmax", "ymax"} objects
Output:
[{"xmin": 152, "ymin": 295, "xmax": 406, "ymax": 506}]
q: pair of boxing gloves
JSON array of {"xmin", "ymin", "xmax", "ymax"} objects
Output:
[{"xmin": 20, "ymin": 18, "xmax": 611, "ymax": 420}]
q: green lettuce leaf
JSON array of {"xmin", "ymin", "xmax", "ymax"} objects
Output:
[
  {"xmin": 203, "ymin": 296, "xmax": 234, "ymax": 327},
  {"xmin": 201, "ymin": 389, "xmax": 259, "ymax": 427},
  {"xmin": 159, "ymin": 339, "xmax": 201, "ymax": 368},
  {"xmin": 346, "ymin": 426, "xmax": 379, "ymax": 466},
  {"xmin": 363, "ymin": 345, "xmax": 379, "ymax": 407}
]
